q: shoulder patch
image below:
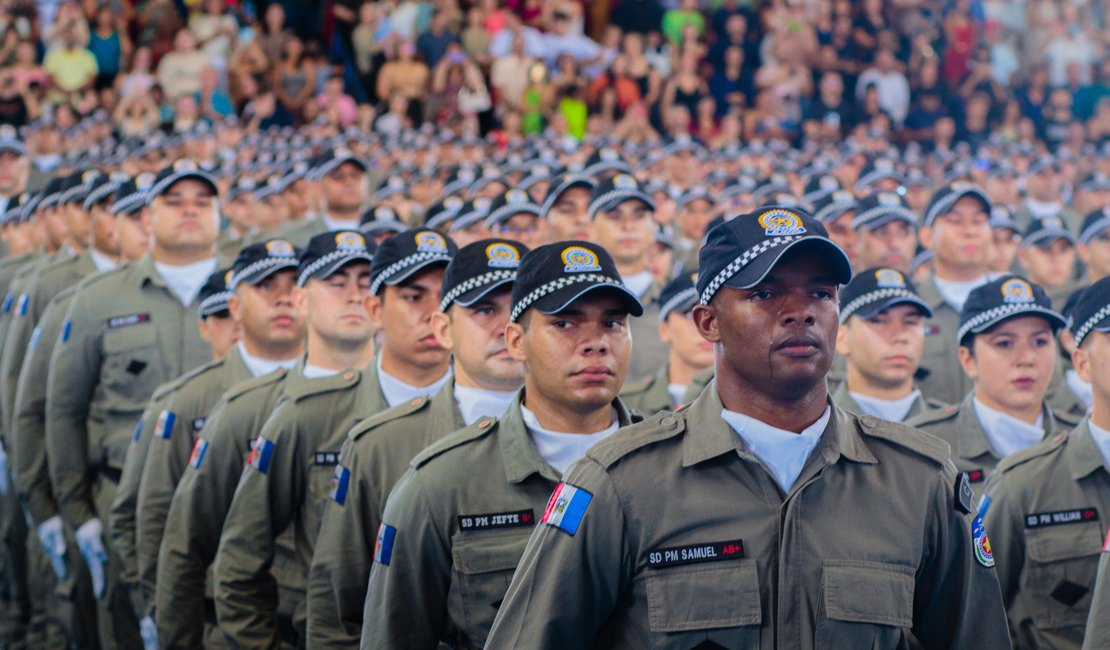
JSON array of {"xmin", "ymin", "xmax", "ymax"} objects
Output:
[
  {"xmin": 857, "ymin": 415, "xmax": 950, "ymax": 465},
  {"xmin": 247, "ymin": 436, "xmax": 275, "ymax": 473},
  {"xmin": 541, "ymin": 482, "xmax": 592, "ymax": 535},
  {"xmin": 374, "ymin": 523, "xmax": 397, "ymax": 565},
  {"xmin": 329, "ymin": 465, "xmax": 351, "ymax": 505},
  {"xmin": 154, "ymin": 410, "xmax": 176, "ymax": 440},
  {"xmin": 587, "ymin": 410, "xmax": 685, "ymax": 469},
  {"xmin": 286, "ymin": 369, "xmax": 361, "ymax": 402},
  {"xmin": 411, "ymin": 417, "xmax": 497, "ymax": 469},
  {"xmin": 189, "ymin": 438, "xmax": 209, "ymax": 469},
  {"xmin": 349, "ymin": 396, "xmax": 430, "ymax": 441}
]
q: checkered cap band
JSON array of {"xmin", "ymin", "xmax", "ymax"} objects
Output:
[
  {"xmin": 839, "ymin": 288, "xmax": 922, "ymax": 323},
  {"xmin": 369, "ymin": 251, "xmax": 453, "ymax": 295},
  {"xmin": 510, "ymin": 273, "xmax": 623, "ymax": 323},
  {"xmin": 439, "ymin": 269, "xmax": 517, "ymax": 312},
  {"xmin": 957, "ymin": 304, "xmax": 1063, "ymax": 345},
  {"xmin": 1080, "ymin": 216, "xmax": 1110, "ymax": 243},
  {"xmin": 699, "ymin": 235, "xmax": 805, "ymax": 305},
  {"xmin": 853, "ymin": 206, "xmax": 917, "ymax": 229},
  {"xmin": 1075, "ymin": 304, "xmax": 1110, "ymax": 348},
  {"xmin": 658, "ymin": 287, "xmax": 699, "ymax": 322},
  {"xmin": 230, "ymin": 258, "xmax": 298, "ymax": 290},
  {"xmin": 197, "ymin": 291, "xmax": 232, "ymax": 318},
  {"xmin": 587, "ymin": 189, "xmax": 655, "ymax": 219},
  {"xmin": 298, "ymin": 250, "xmax": 372, "ymax": 286}
]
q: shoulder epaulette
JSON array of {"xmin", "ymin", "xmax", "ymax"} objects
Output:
[
  {"xmin": 588, "ymin": 410, "xmax": 685, "ymax": 469},
  {"xmin": 172, "ymin": 357, "xmax": 227, "ymax": 388},
  {"xmin": 223, "ymin": 368, "xmax": 287, "ymax": 402},
  {"xmin": 286, "ymin": 369, "xmax": 361, "ymax": 402},
  {"xmin": 907, "ymin": 403, "xmax": 959, "ymax": 428},
  {"xmin": 857, "ymin": 414, "xmax": 950, "ymax": 465},
  {"xmin": 151, "ymin": 373, "xmax": 192, "ymax": 402},
  {"xmin": 350, "ymin": 395, "xmax": 430, "ymax": 441},
  {"xmin": 73, "ymin": 263, "xmax": 130, "ymax": 292},
  {"xmin": 412, "ymin": 416, "xmax": 497, "ymax": 469},
  {"xmin": 924, "ymin": 398, "xmax": 949, "ymax": 410},
  {"xmin": 1053, "ymin": 408, "xmax": 1083, "ymax": 427},
  {"xmin": 995, "ymin": 434, "xmax": 1066, "ymax": 474}
]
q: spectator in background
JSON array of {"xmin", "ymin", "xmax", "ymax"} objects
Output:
[
  {"xmin": 88, "ymin": 6, "xmax": 130, "ymax": 89},
  {"xmin": 984, "ymin": 20, "xmax": 1019, "ymax": 87},
  {"xmin": 113, "ymin": 90, "xmax": 160, "ymax": 135},
  {"xmin": 542, "ymin": 4, "xmax": 599, "ymax": 65},
  {"xmin": 857, "ymin": 48, "xmax": 911, "ymax": 126},
  {"xmin": 709, "ymin": 45, "xmax": 748, "ymax": 118},
  {"xmin": 157, "ymin": 28, "xmax": 211, "ymax": 100},
  {"xmin": 376, "ymin": 40, "xmax": 430, "ymax": 117},
  {"xmin": 353, "ymin": 2, "xmax": 388, "ymax": 102},
  {"xmin": 190, "ymin": 0, "xmax": 238, "ymax": 81},
  {"xmin": 317, "ymin": 71, "xmax": 358, "ymax": 128},
  {"xmin": 258, "ymin": 3, "xmax": 291, "ymax": 65},
  {"xmin": 662, "ymin": 0, "xmax": 704, "ymax": 47},
  {"xmin": 44, "ymin": 26, "xmax": 98, "ymax": 104},
  {"xmin": 1042, "ymin": 4, "xmax": 1101, "ymax": 86},
  {"xmin": 196, "ymin": 66, "xmax": 233, "ymax": 120},
  {"xmin": 272, "ymin": 35, "xmax": 317, "ymax": 124},
  {"xmin": 942, "ymin": 0, "xmax": 977, "ymax": 86},
  {"xmin": 611, "ymin": 0, "xmax": 663, "ymax": 37},
  {"xmin": 417, "ymin": 10, "xmax": 459, "ymax": 68},
  {"xmin": 9, "ymin": 40, "xmax": 48, "ymax": 95},
  {"xmin": 491, "ymin": 33, "xmax": 533, "ymax": 114},
  {"xmin": 460, "ymin": 6, "xmax": 491, "ymax": 64},
  {"xmin": 803, "ymin": 71, "xmax": 854, "ymax": 142}
]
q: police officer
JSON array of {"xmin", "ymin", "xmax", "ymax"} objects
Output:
[
  {"xmin": 1085, "ymin": 543, "xmax": 1110, "ymax": 649},
  {"xmin": 213, "ymin": 228, "xmax": 450, "ymax": 646},
  {"xmin": 134, "ymin": 241, "xmax": 305, "ymax": 637},
  {"xmin": 620, "ymin": 272, "xmax": 713, "ymax": 414},
  {"xmin": 910, "ymin": 276, "xmax": 1077, "ymax": 506},
  {"xmin": 1077, "ymin": 208, "xmax": 1110, "ymax": 285},
  {"xmin": 917, "ymin": 182, "xmax": 996, "ymax": 405},
  {"xmin": 46, "ymin": 160, "xmax": 222, "ymax": 648},
  {"xmin": 486, "ymin": 206, "xmax": 1011, "ymax": 648},
  {"xmin": 307, "ymin": 238, "xmax": 529, "ymax": 646},
  {"xmin": 273, "ymin": 149, "xmax": 369, "ymax": 247},
  {"xmin": 833, "ymin": 266, "xmax": 941, "ymax": 421},
  {"xmin": 852, "ymin": 191, "xmax": 919, "ymax": 273},
  {"xmin": 588, "ymin": 173, "xmax": 666, "ymax": 382},
  {"xmin": 363, "ymin": 240, "xmax": 642, "ymax": 648},
  {"xmin": 485, "ymin": 189, "xmax": 546, "ymax": 249},
  {"xmin": 541, "ymin": 173, "xmax": 596, "ymax": 242},
  {"xmin": 1017, "ymin": 217, "xmax": 1079, "ymax": 309},
  {"xmin": 983, "ymin": 276, "xmax": 1110, "ymax": 650}
]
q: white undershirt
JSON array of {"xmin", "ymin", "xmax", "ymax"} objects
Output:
[
  {"xmin": 667, "ymin": 383, "xmax": 687, "ymax": 406},
  {"xmin": 322, "ymin": 213, "xmax": 360, "ymax": 232},
  {"xmin": 621, "ymin": 270, "xmax": 655, "ymax": 298},
  {"xmin": 454, "ymin": 384, "xmax": 517, "ymax": 426},
  {"xmin": 933, "ymin": 274, "xmax": 990, "ymax": 312},
  {"xmin": 1025, "ymin": 198, "xmax": 1063, "ymax": 220},
  {"xmin": 973, "ymin": 397, "xmax": 1045, "ymax": 458},
  {"xmin": 522, "ymin": 404, "xmax": 619, "ymax": 475},
  {"xmin": 302, "ymin": 364, "xmax": 340, "ymax": 379},
  {"xmin": 376, "ymin": 355, "xmax": 452, "ymax": 408},
  {"xmin": 722, "ymin": 406, "xmax": 831, "ymax": 494},
  {"xmin": 236, "ymin": 342, "xmax": 299, "ymax": 378},
  {"xmin": 89, "ymin": 249, "xmax": 117, "ymax": 273},
  {"xmin": 849, "ymin": 389, "xmax": 921, "ymax": 423},
  {"xmin": 1088, "ymin": 420, "xmax": 1110, "ymax": 471},
  {"xmin": 154, "ymin": 257, "xmax": 218, "ymax": 307},
  {"xmin": 1066, "ymin": 369, "xmax": 1094, "ymax": 409}
]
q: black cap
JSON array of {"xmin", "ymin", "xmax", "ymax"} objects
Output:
[
  {"xmin": 229, "ymin": 239, "xmax": 301, "ymax": 289},
  {"xmin": 989, "ymin": 206, "xmax": 1020, "ymax": 233},
  {"xmin": 676, "ymin": 186, "xmax": 716, "ymax": 210},
  {"xmin": 449, "ymin": 199, "xmax": 492, "ymax": 232},
  {"xmin": 541, "ymin": 173, "xmax": 596, "ymax": 217},
  {"xmin": 315, "ymin": 146, "xmax": 368, "ymax": 177},
  {"xmin": 226, "ymin": 177, "xmax": 259, "ymax": 203},
  {"xmin": 0, "ymin": 124, "xmax": 25, "ymax": 156},
  {"xmin": 369, "ymin": 227, "xmax": 457, "ymax": 295},
  {"xmin": 839, "ymin": 267, "xmax": 932, "ymax": 323},
  {"xmin": 298, "ymin": 230, "xmax": 375, "ymax": 287},
  {"xmin": 37, "ymin": 176, "xmax": 67, "ymax": 211},
  {"xmin": 485, "ymin": 189, "xmax": 542, "ymax": 226},
  {"xmin": 657, "ymin": 272, "xmax": 699, "ymax": 322},
  {"xmin": 801, "ymin": 174, "xmax": 842, "ymax": 205},
  {"xmin": 112, "ymin": 172, "xmax": 156, "ymax": 216},
  {"xmin": 812, "ymin": 190, "xmax": 858, "ymax": 224},
  {"xmin": 587, "ymin": 174, "xmax": 655, "ymax": 219},
  {"xmin": 439, "ymin": 239, "xmax": 529, "ymax": 312},
  {"xmin": 359, "ymin": 206, "xmax": 407, "ymax": 237},
  {"xmin": 1080, "ymin": 208, "xmax": 1110, "ymax": 244},
  {"xmin": 854, "ymin": 158, "xmax": 905, "ymax": 193},
  {"xmin": 583, "ymin": 147, "xmax": 633, "ymax": 176},
  {"xmin": 1071, "ymin": 276, "xmax": 1110, "ymax": 347},
  {"xmin": 697, "ymin": 206, "xmax": 852, "ymax": 305},
  {"xmin": 923, "ymin": 182, "xmax": 991, "ymax": 228},
  {"xmin": 147, "ymin": 159, "xmax": 219, "ymax": 204},
  {"xmin": 1021, "ymin": 216, "xmax": 1075, "ymax": 249},
  {"xmin": 853, "ymin": 191, "xmax": 917, "ymax": 231},
  {"xmin": 957, "ymin": 275, "xmax": 1065, "ymax": 345},
  {"xmin": 197, "ymin": 268, "xmax": 234, "ymax": 318},
  {"xmin": 424, "ymin": 196, "xmax": 466, "ymax": 230},
  {"xmin": 82, "ymin": 173, "xmax": 120, "ymax": 212},
  {"xmin": 62, "ymin": 170, "xmax": 100, "ymax": 206},
  {"xmin": 2, "ymin": 192, "xmax": 30, "ymax": 226},
  {"xmin": 509, "ymin": 241, "xmax": 644, "ymax": 323}
]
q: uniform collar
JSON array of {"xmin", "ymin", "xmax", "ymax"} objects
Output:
[
  {"xmin": 681, "ymin": 380, "xmax": 877, "ymax": 468},
  {"xmin": 499, "ymin": 389, "xmax": 633, "ymax": 484},
  {"xmin": 918, "ymin": 274, "xmax": 947, "ymax": 311},
  {"xmin": 430, "ymin": 378, "xmax": 465, "ymax": 442},
  {"xmin": 134, "ymin": 253, "xmax": 167, "ymax": 289},
  {"xmin": 1065, "ymin": 419, "xmax": 1107, "ymax": 480},
  {"xmin": 954, "ymin": 392, "xmax": 997, "ymax": 460}
]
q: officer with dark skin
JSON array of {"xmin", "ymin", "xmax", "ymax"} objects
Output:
[
  {"xmin": 362, "ymin": 240, "xmax": 642, "ymax": 649},
  {"xmin": 487, "ymin": 206, "xmax": 1011, "ymax": 649}
]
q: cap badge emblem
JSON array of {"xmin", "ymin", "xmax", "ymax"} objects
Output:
[
  {"xmin": 1000, "ymin": 278, "xmax": 1035, "ymax": 304},
  {"xmin": 757, "ymin": 209, "xmax": 807, "ymax": 237},
  {"xmin": 562, "ymin": 246, "xmax": 601, "ymax": 273}
]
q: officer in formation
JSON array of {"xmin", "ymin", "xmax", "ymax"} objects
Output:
[{"xmin": 0, "ymin": 124, "xmax": 1109, "ymax": 650}]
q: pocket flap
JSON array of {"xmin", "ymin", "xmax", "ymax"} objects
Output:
[
  {"xmin": 823, "ymin": 560, "xmax": 914, "ymax": 627},
  {"xmin": 452, "ymin": 530, "xmax": 531, "ymax": 575},
  {"xmin": 104, "ymin": 323, "xmax": 157, "ymax": 351},
  {"xmin": 1027, "ymin": 526, "xmax": 1102, "ymax": 563},
  {"xmin": 647, "ymin": 561, "xmax": 762, "ymax": 633}
]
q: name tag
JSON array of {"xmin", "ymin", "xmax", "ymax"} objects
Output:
[
  {"xmin": 1025, "ymin": 508, "xmax": 1099, "ymax": 529},
  {"xmin": 458, "ymin": 509, "xmax": 534, "ymax": 532},
  {"xmin": 313, "ymin": 451, "xmax": 340, "ymax": 466},
  {"xmin": 647, "ymin": 540, "xmax": 745, "ymax": 568},
  {"xmin": 108, "ymin": 313, "xmax": 151, "ymax": 329}
]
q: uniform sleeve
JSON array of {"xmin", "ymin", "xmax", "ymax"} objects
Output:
[
  {"xmin": 982, "ymin": 471, "xmax": 1026, "ymax": 643},
  {"xmin": 307, "ymin": 438, "xmax": 366, "ymax": 648},
  {"xmin": 11, "ymin": 298, "xmax": 67, "ymax": 526},
  {"xmin": 136, "ymin": 389, "xmax": 200, "ymax": 618},
  {"xmin": 46, "ymin": 291, "xmax": 104, "ymax": 529},
  {"xmin": 0, "ymin": 284, "xmax": 39, "ymax": 436},
  {"xmin": 1083, "ymin": 551, "xmax": 1110, "ymax": 650},
  {"xmin": 910, "ymin": 464, "xmax": 1011, "ymax": 649},
  {"xmin": 108, "ymin": 396, "xmax": 161, "ymax": 617},
  {"xmin": 360, "ymin": 467, "xmax": 452, "ymax": 649},
  {"xmin": 484, "ymin": 457, "xmax": 630, "ymax": 649},
  {"xmin": 213, "ymin": 405, "xmax": 303, "ymax": 649},
  {"xmin": 156, "ymin": 401, "xmax": 248, "ymax": 650}
]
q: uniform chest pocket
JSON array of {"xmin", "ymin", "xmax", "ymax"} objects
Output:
[
  {"xmin": 451, "ymin": 529, "xmax": 532, "ymax": 647},
  {"xmin": 101, "ymin": 325, "xmax": 165, "ymax": 408},
  {"xmin": 814, "ymin": 560, "xmax": 913, "ymax": 649},
  {"xmin": 1024, "ymin": 526, "xmax": 1100, "ymax": 630},
  {"xmin": 645, "ymin": 561, "xmax": 762, "ymax": 649}
]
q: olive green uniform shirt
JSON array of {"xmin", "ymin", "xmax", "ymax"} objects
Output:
[
  {"xmin": 485, "ymin": 382, "xmax": 1011, "ymax": 649},
  {"xmin": 363, "ymin": 392, "xmax": 637, "ymax": 650},
  {"xmin": 1083, "ymin": 550, "xmax": 1110, "ymax": 650},
  {"xmin": 620, "ymin": 362, "xmax": 680, "ymax": 416},
  {"xmin": 135, "ymin": 346, "xmax": 252, "ymax": 618},
  {"xmin": 830, "ymin": 382, "xmax": 942, "ymax": 422},
  {"xmin": 156, "ymin": 366, "xmax": 303, "ymax": 649},
  {"xmin": 679, "ymin": 367, "xmax": 714, "ymax": 405},
  {"xmin": 915, "ymin": 275, "xmax": 973, "ymax": 406},
  {"xmin": 626, "ymin": 282, "xmax": 668, "ymax": 383},
  {"xmin": 0, "ymin": 252, "xmax": 46, "ymax": 449},
  {"xmin": 213, "ymin": 364, "xmax": 387, "ymax": 648},
  {"xmin": 910, "ymin": 393, "xmax": 1079, "ymax": 507},
  {"xmin": 983, "ymin": 419, "xmax": 1110, "ymax": 650},
  {"xmin": 46, "ymin": 253, "xmax": 211, "ymax": 529},
  {"xmin": 306, "ymin": 380, "xmax": 464, "ymax": 648}
]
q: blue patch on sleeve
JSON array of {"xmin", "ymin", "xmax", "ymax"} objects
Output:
[
  {"xmin": 541, "ymin": 482, "xmax": 593, "ymax": 536},
  {"xmin": 131, "ymin": 417, "xmax": 145, "ymax": 442},
  {"xmin": 374, "ymin": 524, "xmax": 396, "ymax": 565},
  {"xmin": 329, "ymin": 465, "xmax": 350, "ymax": 505},
  {"xmin": 154, "ymin": 410, "xmax": 175, "ymax": 440},
  {"xmin": 977, "ymin": 495, "xmax": 991, "ymax": 518},
  {"xmin": 248, "ymin": 437, "xmax": 275, "ymax": 474},
  {"xmin": 29, "ymin": 327, "xmax": 41, "ymax": 350},
  {"xmin": 60, "ymin": 320, "xmax": 71, "ymax": 343},
  {"xmin": 16, "ymin": 294, "xmax": 28, "ymax": 316},
  {"xmin": 2, "ymin": 294, "xmax": 13, "ymax": 313},
  {"xmin": 189, "ymin": 438, "xmax": 209, "ymax": 469}
]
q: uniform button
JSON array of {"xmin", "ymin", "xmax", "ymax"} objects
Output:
[
  {"xmin": 410, "ymin": 398, "xmax": 422, "ymax": 407},
  {"xmin": 1052, "ymin": 434, "xmax": 1065, "ymax": 443},
  {"xmin": 343, "ymin": 371, "xmax": 354, "ymax": 380},
  {"xmin": 477, "ymin": 418, "xmax": 491, "ymax": 428},
  {"xmin": 660, "ymin": 415, "xmax": 675, "ymax": 427}
]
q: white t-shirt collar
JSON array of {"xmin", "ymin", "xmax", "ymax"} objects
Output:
[
  {"xmin": 236, "ymin": 342, "xmax": 299, "ymax": 378},
  {"xmin": 522, "ymin": 404, "xmax": 618, "ymax": 475},
  {"xmin": 376, "ymin": 354, "xmax": 452, "ymax": 408},
  {"xmin": 154, "ymin": 257, "xmax": 218, "ymax": 306},
  {"xmin": 722, "ymin": 406, "xmax": 831, "ymax": 494},
  {"xmin": 849, "ymin": 389, "xmax": 921, "ymax": 423},
  {"xmin": 973, "ymin": 397, "xmax": 1045, "ymax": 458},
  {"xmin": 454, "ymin": 384, "xmax": 516, "ymax": 426}
]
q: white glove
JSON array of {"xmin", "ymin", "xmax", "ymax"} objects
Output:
[
  {"xmin": 140, "ymin": 615, "xmax": 159, "ymax": 650},
  {"xmin": 75, "ymin": 518, "xmax": 107, "ymax": 599},
  {"xmin": 36, "ymin": 515, "xmax": 68, "ymax": 581},
  {"xmin": 0, "ymin": 440, "xmax": 9, "ymax": 495}
]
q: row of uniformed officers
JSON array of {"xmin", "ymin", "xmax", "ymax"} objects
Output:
[{"xmin": 1, "ymin": 159, "xmax": 1110, "ymax": 649}]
